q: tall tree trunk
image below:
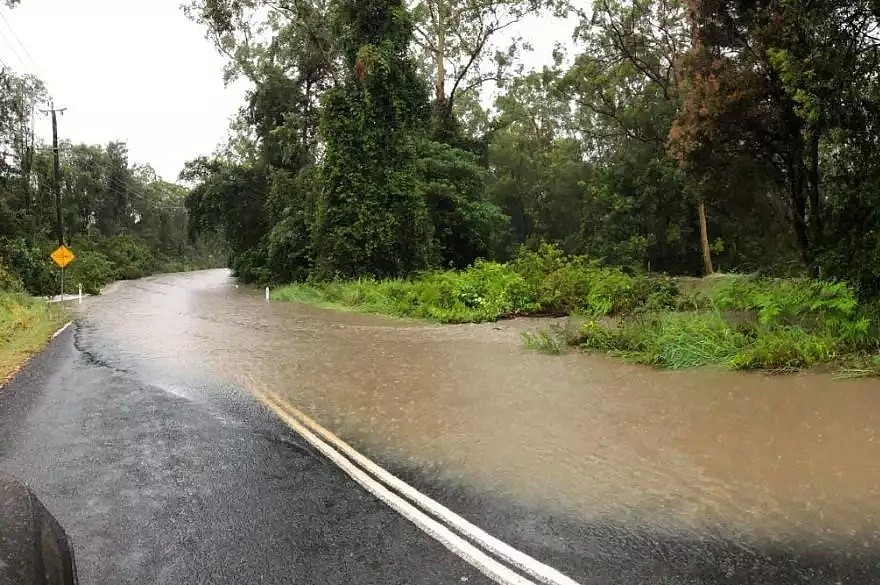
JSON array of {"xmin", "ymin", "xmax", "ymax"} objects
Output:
[
  {"xmin": 788, "ymin": 160, "xmax": 814, "ymax": 271},
  {"xmin": 433, "ymin": 0, "xmax": 446, "ymax": 108},
  {"xmin": 698, "ymin": 199, "xmax": 714, "ymax": 275},
  {"xmin": 808, "ymin": 129, "xmax": 822, "ymax": 245}
]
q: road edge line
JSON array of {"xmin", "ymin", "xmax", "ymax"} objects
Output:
[
  {"xmin": 254, "ymin": 390, "xmax": 537, "ymax": 585},
  {"xmin": 52, "ymin": 322, "xmax": 73, "ymax": 339},
  {"xmin": 263, "ymin": 390, "xmax": 582, "ymax": 585}
]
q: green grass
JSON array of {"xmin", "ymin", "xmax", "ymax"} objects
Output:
[
  {"xmin": 521, "ymin": 323, "xmax": 579, "ymax": 355},
  {"xmin": 0, "ymin": 292, "xmax": 67, "ymax": 384},
  {"xmin": 571, "ymin": 276, "xmax": 880, "ymax": 373}
]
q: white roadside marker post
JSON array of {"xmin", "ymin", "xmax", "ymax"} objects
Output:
[{"xmin": 266, "ymin": 287, "xmax": 270, "ymax": 302}]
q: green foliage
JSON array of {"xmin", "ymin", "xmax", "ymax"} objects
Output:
[
  {"xmin": 416, "ymin": 140, "xmax": 509, "ymax": 268},
  {"xmin": 99, "ymin": 235, "xmax": 157, "ymax": 281},
  {"xmin": 581, "ymin": 313, "xmax": 749, "ymax": 369},
  {"xmin": 184, "ymin": 0, "xmax": 880, "ymax": 297},
  {"xmin": 511, "ymin": 243, "xmax": 655, "ymax": 315},
  {"xmin": 572, "ymin": 276, "xmax": 877, "ymax": 372},
  {"xmin": 67, "ymin": 251, "xmax": 115, "ymax": 295},
  {"xmin": 275, "ymin": 244, "xmax": 667, "ymax": 322},
  {"xmin": 705, "ymin": 277, "xmax": 871, "ymax": 346},
  {"xmin": 727, "ymin": 328, "xmax": 838, "ymax": 372},
  {"xmin": 184, "ymin": 158, "xmax": 270, "ymax": 281},
  {"xmin": 0, "ymin": 261, "xmax": 23, "ymax": 292},
  {"xmin": 0, "ymin": 290, "xmax": 65, "ymax": 381},
  {"xmin": 0, "ymin": 239, "xmax": 56, "ymax": 296},
  {"xmin": 312, "ymin": 0, "xmax": 433, "ymax": 280}
]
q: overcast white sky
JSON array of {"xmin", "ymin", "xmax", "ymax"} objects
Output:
[
  {"xmin": 0, "ymin": 1, "xmax": 573, "ymax": 182},
  {"xmin": 0, "ymin": 0, "xmax": 244, "ymax": 181}
]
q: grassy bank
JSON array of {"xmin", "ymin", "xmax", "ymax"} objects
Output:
[
  {"xmin": 271, "ymin": 245, "xmax": 880, "ymax": 374},
  {"xmin": 0, "ymin": 292, "xmax": 67, "ymax": 385}
]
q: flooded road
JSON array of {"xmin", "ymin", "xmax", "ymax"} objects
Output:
[{"xmin": 78, "ymin": 270, "xmax": 880, "ymax": 574}]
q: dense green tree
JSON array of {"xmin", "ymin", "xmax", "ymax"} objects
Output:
[
  {"xmin": 417, "ymin": 140, "xmax": 508, "ymax": 266},
  {"xmin": 671, "ymin": 0, "xmax": 880, "ymax": 280},
  {"xmin": 311, "ymin": 0, "xmax": 434, "ymax": 279},
  {"xmin": 0, "ymin": 68, "xmax": 217, "ymax": 294}
]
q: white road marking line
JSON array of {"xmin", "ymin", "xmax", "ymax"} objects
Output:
[
  {"xmin": 52, "ymin": 321, "xmax": 73, "ymax": 339},
  {"xmin": 255, "ymin": 390, "xmax": 537, "ymax": 585},
  {"xmin": 260, "ymin": 389, "xmax": 582, "ymax": 585}
]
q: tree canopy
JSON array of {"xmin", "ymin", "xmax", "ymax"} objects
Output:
[{"xmin": 181, "ymin": 0, "xmax": 880, "ymax": 294}]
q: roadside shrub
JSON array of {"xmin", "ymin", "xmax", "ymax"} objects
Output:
[
  {"xmin": 102, "ymin": 235, "xmax": 157, "ymax": 281},
  {"xmin": 413, "ymin": 261, "xmax": 537, "ymax": 321},
  {"xmin": 706, "ymin": 277, "xmax": 861, "ymax": 329},
  {"xmin": 511, "ymin": 243, "xmax": 650, "ymax": 315},
  {"xmin": 0, "ymin": 291, "xmax": 45, "ymax": 343},
  {"xmin": 67, "ymin": 251, "xmax": 115, "ymax": 295},
  {"xmin": 521, "ymin": 324, "xmax": 576, "ymax": 355},
  {"xmin": 573, "ymin": 309, "xmax": 859, "ymax": 372},
  {"xmin": 0, "ymin": 238, "xmax": 56, "ymax": 295},
  {"xmin": 632, "ymin": 276, "xmax": 680, "ymax": 312}
]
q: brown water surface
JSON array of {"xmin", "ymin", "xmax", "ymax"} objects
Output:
[{"xmin": 80, "ymin": 270, "xmax": 880, "ymax": 551}]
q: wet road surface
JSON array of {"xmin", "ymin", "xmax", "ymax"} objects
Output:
[{"xmin": 1, "ymin": 269, "xmax": 879, "ymax": 583}]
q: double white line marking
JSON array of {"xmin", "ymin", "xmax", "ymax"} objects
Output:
[{"xmin": 254, "ymin": 390, "xmax": 581, "ymax": 585}]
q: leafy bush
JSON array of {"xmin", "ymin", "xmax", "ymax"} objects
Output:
[
  {"xmin": 0, "ymin": 238, "xmax": 56, "ymax": 295},
  {"xmin": 511, "ymin": 243, "xmax": 651, "ymax": 315},
  {"xmin": 575, "ymin": 304, "xmax": 868, "ymax": 373},
  {"xmin": 521, "ymin": 322, "xmax": 580, "ymax": 355},
  {"xmin": 706, "ymin": 277, "xmax": 862, "ymax": 329},
  {"xmin": 67, "ymin": 251, "xmax": 115, "ymax": 295},
  {"xmin": 102, "ymin": 235, "xmax": 157, "ymax": 281}
]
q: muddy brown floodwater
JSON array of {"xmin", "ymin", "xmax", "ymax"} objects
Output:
[{"xmin": 79, "ymin": 270, "xmax": 879, "ymax": 557}]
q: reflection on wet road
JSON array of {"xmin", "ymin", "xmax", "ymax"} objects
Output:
[{"xmin": 79, "ymin": 270, "xmax": 880, "ymax": 574}]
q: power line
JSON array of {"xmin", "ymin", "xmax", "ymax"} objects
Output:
[
  {"xmin": 0, "ymin": 10, "xmax": 37, "ymax": 72},
  {"xmin": 0, "ymin": 27, "xmax": 27, "ymax": 71}
]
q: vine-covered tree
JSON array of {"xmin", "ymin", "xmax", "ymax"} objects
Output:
[{"xmin": 313, "ymin": 0, "xmax": 433, "ymax": 278}]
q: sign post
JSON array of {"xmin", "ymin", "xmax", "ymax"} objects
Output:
[{"xmin": 50, "ymin": 245, "xmax": 76, "ymax": 301}]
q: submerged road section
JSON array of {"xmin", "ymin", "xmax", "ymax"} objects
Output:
[
  {"xmin": 0, "ymin": 325, "xmax": 499, "ymax": 584},
  {"xmin": 1, "ymin": 269, "xmax": 878, "ymax": 584}
]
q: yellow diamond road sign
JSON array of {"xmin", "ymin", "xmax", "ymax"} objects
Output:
[{"xmin": 50, "ymin": 245, "xmax": 75, "ymax": 269}]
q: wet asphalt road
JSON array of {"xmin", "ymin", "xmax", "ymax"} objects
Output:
[{"xmin": 0, "ymin": 326, "xmax": 493, "ymax": 585}]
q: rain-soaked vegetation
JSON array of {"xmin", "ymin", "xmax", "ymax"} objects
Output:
[{"xmin": 0, "ymin": 270, "xmax": 65, "ymax": 382}]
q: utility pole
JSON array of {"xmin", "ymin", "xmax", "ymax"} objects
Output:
[{"xmin": 40, "ymin": 103, "xmax": 66, "ymax": 245}]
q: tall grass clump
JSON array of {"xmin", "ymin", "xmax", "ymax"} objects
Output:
[{"xmin": 579, "ymin": 313, "xmax": 750, "ymax": 369}]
